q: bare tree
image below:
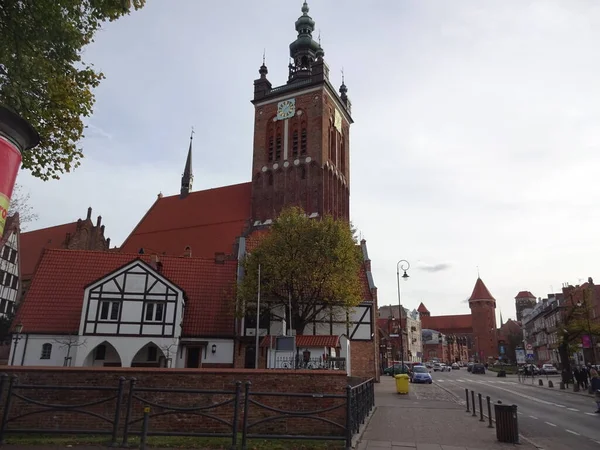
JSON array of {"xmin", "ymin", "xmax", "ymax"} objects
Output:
[
  {"xmin": 8, "ymin": 184, "xmax": 38, "ymax": 229},
  {"xmin": 53, "ymin": 336, "xmax": 87, "ymax": 367},
  {"xmin": 159, "ymin": 339, "xmax": 179, "ymax": 368}
]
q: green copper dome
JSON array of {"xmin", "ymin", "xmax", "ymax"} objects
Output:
[{"xmin": 289, "ymin": 2, "xmax": 320, "ymax": 56}]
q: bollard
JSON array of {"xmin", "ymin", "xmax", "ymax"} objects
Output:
[
  {"xmin": 486, "ymin": 396, "xmax": 493, "ymax": 428},
  {"xmin": 548, "ymin": 380, "xmax": 553, "ymax": 388},
  {"xmin": 465, "ymin": 388, "xmax": 470, "ymax": 412},
  {"xmin": 494, "ymin": 401, "xmax": 519, "ymax": 444},
  {"xmin": 140, "ymin": 407, "xmax": 150, "ymax": 450},
  {"xmin": 478, "ymin": 393, "xmax": 484, "ymax": 422},
  {"xmin": 538, "ymin": 379, "xmax": 543, "ymax": 386},
  {"xmin": 471, "ymin": 390, "xmax": 476, "ymax": 417}
]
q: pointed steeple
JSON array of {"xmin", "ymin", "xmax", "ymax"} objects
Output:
[
  {"xmin": 468, "ymin": 277, "xmax": 496, "ymax": 303},
  {"xmin": 180, "ymin": 130, "xmax": 194, "ymax": 199},
  {"xmin": 499, "ymin": 310, "xmax": 504, "ymax": 328}
]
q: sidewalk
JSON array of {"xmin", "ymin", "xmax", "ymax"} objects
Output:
[
  {"xmin": 357, "ymin": 377, "xmax": 537, "ymax": 450},
  {"xmin": 518, "ymin": 376, "xmax": 595, "ymax": 399}
]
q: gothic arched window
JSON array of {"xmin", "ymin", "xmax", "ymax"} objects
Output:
[{"xmin": 41, "ymin": 343, "xmax": 52, "ymax": 359}]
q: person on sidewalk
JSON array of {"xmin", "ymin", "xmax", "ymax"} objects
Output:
[
  {"xmin": 561, "ymin": 368, "xmax": 570, "ymax": 389},
  {"xmin": 574, "ymin": 367, "xmax": 582, "ymax": 389},
  {"xmin": 590, "ymin": 368, "xmax": 600, "ymax": 413}
]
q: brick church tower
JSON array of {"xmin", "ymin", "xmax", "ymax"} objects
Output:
[
  {"xmin": 250, "ymin": 2, "xmax": 352, "ymax": 222},
  {"xmin": 468, "ymin": 277, "xmax": 498, "ymax": 362}
]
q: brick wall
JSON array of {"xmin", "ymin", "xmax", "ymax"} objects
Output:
[
  {"xmin": 351, "ymin": 341, "xmax": 377, "ymax": 380},
  {"xmin": 0, "ymin": 367, "xmax": 349, "ymax": 438}
]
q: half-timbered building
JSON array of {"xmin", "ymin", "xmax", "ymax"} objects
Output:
[
  {"xmin": 9, "ymin": 249, "xmax": 237, "ymax": 368},
  {"xmin": 0, "ymin": 214, "xmax": 20, "ymax": 319}
]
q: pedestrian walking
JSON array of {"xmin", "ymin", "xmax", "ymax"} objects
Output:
[
  {"xmin": 574, "ymin": 367, "xmax": 581, "ymax": 389},
  {"xmin": 590, "ymin": 368, "xmax": 600, "ymax": 413},
  {"xmin": 562, "ymin": 368, "xmax": 570, "ymax": 389}
]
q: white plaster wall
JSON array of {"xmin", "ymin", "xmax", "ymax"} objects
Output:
[
  {"xmin": 9, "ymin": 334, "xmax": 76, "ymax": 366},
  {"xmin": 174, "ymin": 338, "xmax": 234, "ymax": 368}
]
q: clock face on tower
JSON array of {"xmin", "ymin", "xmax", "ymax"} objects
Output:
[{"xmin": 276, "ymin": 98, "xmax": 296, "ymax": 120}]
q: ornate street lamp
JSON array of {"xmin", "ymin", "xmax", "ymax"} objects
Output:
[{"xmin": 396, "ymin": 260, "xmax": 410, "ymax": 374}]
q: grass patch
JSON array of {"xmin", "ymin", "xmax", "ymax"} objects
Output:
[{"xmin": 3, "ymin": 433, "xmax": 345, "ymax": 449}]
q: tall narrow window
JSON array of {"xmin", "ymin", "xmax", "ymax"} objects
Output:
[
  {"xmin": 268, "ymin": 137, "xmax": 274, "ymax": 162},
  {"xmin": 301, "ymin": 128, "xmax": 307, "ymax": 155},
  {"xmin": 292, "ymin": 130, "xmax": 299, "ymax": 157},
  {"xmin": 275, "ymin": 135, "xmax": 282, "ymax": 160},
  {"xmin": 301, "ymin": 166, "xmax": 306, "ymax": 180},
  {"xmin": 268, "ymin": 172, "xmax": 273, "ymax": 186},
  {"xmin": 340, "ymin": 138, "xmax": 346, "ymax": 173},
  {"xmin": 95, "ymin": 345, "xmax": 106, "ymax": 360},
  {"xmin": 41, "ymin": 343, "xmax": 52, "ymax": 359}
]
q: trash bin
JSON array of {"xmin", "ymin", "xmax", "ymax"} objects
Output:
[
  {"xmin": 494, "ymin": 402, "xmax": 519, "ymax": 444},
  {"xmin": 395, "ymin": 374, "xmax": 410, "ymax": 394}
]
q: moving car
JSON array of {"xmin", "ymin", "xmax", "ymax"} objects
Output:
[
  {"xmin": 410, "ymin": 365, "xmax": 433, "ymax": 384},
  {"xmin": 472, "ymin": 363, "xmax": 486, "ymax": 374},
  {"xmin": 540, "ymin": 364, "xmax": 558, "ymax": 375},
  {"xmin": 451, "ymin": 363, "xmax": 460, "ymax": 370}
]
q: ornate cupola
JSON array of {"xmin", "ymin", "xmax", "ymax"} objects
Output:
[{"xmin": 288, "ymin": 2, "xmax": 324, "ymax": 83}]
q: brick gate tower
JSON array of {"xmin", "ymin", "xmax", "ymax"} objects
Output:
[
  {"xmin": 250, "ymin": 2, "xmax": 352, "ymax": 223},
  {"xmin": 469, "ymin": 277, "xmax": 498, "ymax": 362}
]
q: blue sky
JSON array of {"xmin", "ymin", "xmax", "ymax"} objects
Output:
[{"xmin": 15, "ymin": 0, "xmax": 600, "ymax": 320}]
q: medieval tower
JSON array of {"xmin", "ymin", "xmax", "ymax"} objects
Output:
[{"xmin": 469, "ymin": 278, "xmax": 498, "ymax": 361}]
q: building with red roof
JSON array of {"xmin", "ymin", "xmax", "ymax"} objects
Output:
[
  {"xmin": 515, "ymin": 290, "xmax": 537, "ymax": 322},
  {"xmin": 419, "ymin": 277, "xmax": 498, "ymax": 363},
  {"xmin": 10, "ymin": 3, "xmax": 379, "ymax": 380}
]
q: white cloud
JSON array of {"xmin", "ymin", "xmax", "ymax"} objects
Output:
[{"xmin": 14, "ymin": 0, "xmax": 600, "ymax": 322}]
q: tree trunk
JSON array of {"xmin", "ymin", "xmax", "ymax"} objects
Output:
[
  {"xmin": 294, "ymin": 321, "xmax": 307, "ymax": 336},
  {"xmin": 558, "ymin": 339, "xmax": 571, "ymax": 376}
]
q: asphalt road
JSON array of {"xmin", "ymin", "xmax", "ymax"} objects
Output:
[{"xmin": 429, "ymin": 369, "xmax": 600, "ymax": 450}]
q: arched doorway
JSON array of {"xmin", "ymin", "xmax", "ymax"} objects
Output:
[
  {"xmin": 131, "ymin": 342, "xmax": 166, "ymax": 368},
  {"xmin": 83, "ymin": 341, "xmax": 122, "ymax": 367}
]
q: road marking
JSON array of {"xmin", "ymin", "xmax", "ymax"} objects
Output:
[
  {"xmin": 585, "ymin": 412, "xmax": 597, "ymax": 416},
  {"xmin": 565, "ymin": 429, "xmax": 580, "ymax": 435},
  {"xmin": 529, "ymin": 415, "xmax": 538, "ymax": 419},
  {"xmin": 545, "ymin": 422, "xmax": 557, "ymax": 427},
  {"xmin": 553, "ymin": 404, "xmax": 566, "ymax": 408},
  {"xmin": 567, "ymin": 408, "xmax": 579, "ymax": 412},
  {"xmin": 517, "ymin": 411, "xmax": 523, "ymax": 415}
]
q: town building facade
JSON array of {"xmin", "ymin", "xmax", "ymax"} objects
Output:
[{"xmin": 0, "ymin": 214, "xmax": 20, "ymax": 319}]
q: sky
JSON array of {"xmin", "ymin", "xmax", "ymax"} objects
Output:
[{"xmin": 13, "ymin": 0, "xmax": 600, "ymax": 322}]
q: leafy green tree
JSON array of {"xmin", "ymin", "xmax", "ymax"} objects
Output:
[
  {"xmin": 238, "ymin": 207, "xmax": 363, "ymax": 336},
  {"xmin": 0, "ymin": 0, "xmax": 146, "ymax": 180}
]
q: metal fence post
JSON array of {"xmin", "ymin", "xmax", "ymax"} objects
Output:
[
  {"xmin": 486, "ymin": 396, "xmax": 493, "ymax": 428},
  {"xmin": 0, "ymin": 374, "xmax": 7, "ymax": 407},
  {"xmin": 121, "ymin": 377, "xmax": 137, "ymax": 448},
  {"xmin": 110, "ymin": 377, "xmax": 125, "ymax": 448},
  {"xmin": 139, "ymin": 407, "xmax": 150, "ymax": 450},
  {"xmin": 465, "ymin": 388, "xmax": 470, "ymax": 412},
  {"xmin": 478, "ymin": 393, "xmax": 484, "ymax": 422},
  {"xmin": 230, "ymin": 381, "xmax": 242, "ymax": 450},
  {"xmin": 241, "ymin": 382, "xmax": 251, "ymax": 450},
  {"xmin": 0, "ymin": 376, "xmax": 16, "ymax": 444},
  {"xmin": 471, "ymin": 390, "xmax": 476, "ymax": 417},
  {"xmin": 345, "ymin": 385, "xmax": 352, "ymax": 450}
]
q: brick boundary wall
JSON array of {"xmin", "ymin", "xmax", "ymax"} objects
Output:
[{"xmin": 0, "ymin": 367, "xmax": 351, "ymax": 438}]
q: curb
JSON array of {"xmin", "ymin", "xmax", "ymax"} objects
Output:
[
  {"xmin": 434, "ymin": 381, "xmax": 545, "ymax": 449},
  {"xmin": 517, "ymin": 378, "xmax": 594, "ymax": 399},
  {"xmin": 353, "ymin": 405, "xmax": 377, "ymax": 449}
]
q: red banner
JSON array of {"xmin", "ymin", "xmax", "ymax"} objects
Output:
[{"xmin": 0, "ymin": 135, "xmax": 22, "ymax": 236}]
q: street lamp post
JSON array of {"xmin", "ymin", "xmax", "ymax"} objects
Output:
[
  {"xmin": 396, "ymin": 260, "xmax": 410, "ymax": 374},
  {"xmin": 10, "ymin": 323, "xmax": 23, "ymax": 366}
]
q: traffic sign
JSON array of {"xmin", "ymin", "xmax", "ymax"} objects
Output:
[
  {"xmin": 526, "ymin": 354, "xmax": 535, "ymax": 360},
  {"xmin": 526, "ymin": 344, "xmax": 533, "ymax": 350}
]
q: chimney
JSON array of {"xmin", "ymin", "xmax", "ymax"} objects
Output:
[
  {"xmin": 100, "ymin": 225, "xmax": 105, "ymax": 235},
  {"xmin": 86, "ymin": 207, "xmax": 92, "ymax": 220},
  {"xmin": 106, "ymin": 238, "xmax": 111, "ymax": 248},
  {"xmin": 215, "ymin": 252, "xmax": 226, "ymax": 264},
  {"xmin": 96, "ymin": 215, "xmax": 102, "ymax": 227},
  {"xmin": 184, "ymin": 246, "xmax": 192, "ymax": 258}
]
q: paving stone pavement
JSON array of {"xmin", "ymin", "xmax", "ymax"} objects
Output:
[{"xmin": 358, "ymin": 377, "xmax": 536, "ymax": 450}]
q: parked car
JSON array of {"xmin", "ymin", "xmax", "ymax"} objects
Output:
[
  {"xmin": 384, "ymin": 363, "xmax": 411, "ymax": 376},
  {"xmin": 410, "ymin": 365, "xmax": 433, "ymax": 384},
  {"xmin": 472, "ymin": 363, "xmax": 486, "ymax": 374},
  {"xmin": 540, "ymin": 364, "xmax": 558, "ymax": 375},
  {"xmin": 467, "ymin": 362, "xmax": 474, "ymax": 372},
  {"xmin": 451, "ymin": 363, "xmax": 460, "ymax": 370}
]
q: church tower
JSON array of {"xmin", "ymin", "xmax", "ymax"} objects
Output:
[
  {"xmin": 468, "ymin": 277, "xmax": 497, "ymax": 362},
  {"xmin": 180, "ymin": 132, "xmax": 193, "ymax": 199},
  {"xmin": 250, "ymin": 2, "xmax": 352, "ymax": 223}
]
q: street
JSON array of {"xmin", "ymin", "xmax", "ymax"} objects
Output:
[{"xmin": 429, "ymin": 369, "xmax": 600, "ymax": 450}]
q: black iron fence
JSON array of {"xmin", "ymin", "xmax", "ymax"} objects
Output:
[
  {"xmin": 0, "ymin": 374, "xmax": 374, "ymax": 449},
  {"xmin": 273, "ymin": 355, "xmax": 346, "ymax": 371}
]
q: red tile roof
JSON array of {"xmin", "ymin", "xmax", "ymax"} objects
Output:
[
  {"xmin": 469, "ymin": 277, "xmax": 495, "ymax": 301},
  {"xmin": 259, "ymin": 335, "xmax": 340, "ymax": 348},
  {"xmin": 14, "ymin": 249, "xmax": 237, "ymax": 336},
  {"xmin": 515, "ymin": 291, "xmax": 535, "ymax": 299},
  {"xmin": 120, "ymin": 183, "xmax": 251, "ymax": 257},
  {"xmin": 417, "ymin": 302, "xmax": 429, "ymax": 313},
  {"xmin": 20, "ymin": 222, "xmax": 78, "ymax": 278},
  {"xmin": 421, "ymin": 314, "xmax": 472, "ymax": 332}
]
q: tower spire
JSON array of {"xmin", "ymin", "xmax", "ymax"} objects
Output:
[{"xmin": 180, "ymin": 128, "xmax": 194, "ymax": 199}]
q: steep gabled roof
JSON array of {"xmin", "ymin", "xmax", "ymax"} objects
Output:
[
  {"xmin": 417, "ymin": 302, "xmax": 429, "ymax": 313},
  {"xmin": 120, "ymin": 182, "xmax": 252, "ymax": 257},
  {"xmin": 259, "ymin": 335, "xmax": 340, "ymax": 348},
  {"xmin": 515, "ymin": 290, "xmax": 535, "ymax": 299},
  {"xmin": 14, "ymin": 249, "xmax": 237, "ymax": 337},
  {"xmin": 469, "ymin": 277, "xmax": 495, "ymax": 302},
  {"xmin": 20, "ymin": 221, "xmax": 78, "ymax": 278}
]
